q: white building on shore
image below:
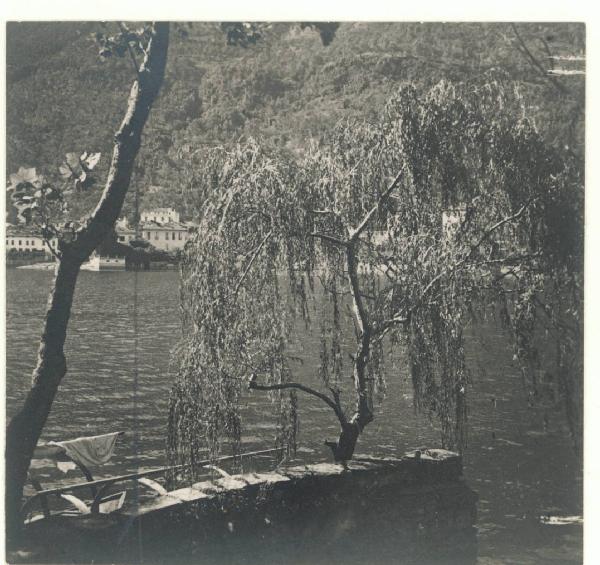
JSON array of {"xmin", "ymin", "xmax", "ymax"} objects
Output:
[
  {"xmin": 6, "ymin": 207, "xmax": 195, "ymax": 266},
  {"xmin": 114, "ymin": 210, "xmax": 194, "ymax": 252},
  {"xmin": 140, "ymin": 221, "xmax": 193, "ymax": 252},
  {"xmin": 138, "ymin": 208, "xmax": 194, "ymax": 252},
  {"xmin": 5, "ymin": 225, "xmax": 57, "ymax": 259}
]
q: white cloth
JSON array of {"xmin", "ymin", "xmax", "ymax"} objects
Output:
[{"xmin": 47, "ymin": 432, "xmax": 121, "ymax": 468}]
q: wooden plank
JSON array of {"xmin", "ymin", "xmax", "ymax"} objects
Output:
[{"xmin": 23, "ymin": 449, "xmax": 279, "ymax": 507}]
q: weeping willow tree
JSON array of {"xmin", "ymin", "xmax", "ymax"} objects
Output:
[{"xmin": 168, "ymin": 75, "xmax": 583, "ymax": 474}]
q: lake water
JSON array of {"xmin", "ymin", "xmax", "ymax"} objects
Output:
[{"xmin": 6, "ymin": 269, "xmax": 583, "ymax": 564}]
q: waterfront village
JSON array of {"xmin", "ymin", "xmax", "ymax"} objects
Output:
[
  {"xmin": 5, "ymin": 206, "xmax": 471, "ymax": 271},
  {"xmin": 5, "ymin": 207, "xmax": 196, "ymax": 270}
]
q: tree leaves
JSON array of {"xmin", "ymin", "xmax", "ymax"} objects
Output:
[
  {"xmin": 220, "ymin": 23, "xmax": 265, "ymax": 48},
  {"xmin": 8, "ymin": 167, "xmax": 43, "ymax": 224},
  {"xmin": 58, "ymin": 151, "xmax": 101, "ymax": 192},
  {"xmin": 170, "ymin": 76, "xmax": 582, "ymax": 459},
  {"xmin": 93, "ymin": 24, "xmax": 153, "ymax": 60},
  {"xmin": 8, "ymin": 151, "xmax": 101, "ymax": 230}
]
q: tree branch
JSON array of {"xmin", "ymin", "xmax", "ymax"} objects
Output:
[
  {"xmin": 310, "ymin": 231, "xmax": 347, "ymax": 247},
  {"xmin": 539, "ymin": 37, "xmax": 555, "ymax": 71},
  {"xmin": 118, "ymin": 22, "xmax": 141, "ymax": 77},
  {"xmin": 467, "ymin": 252, "xmax": 541, "ymax": 266},
  {"xmin": 70, "ymin": 22, "xmax": 170, "ymax": 262},
  {"xmin": 346, "ymin": 245, "xmax": 368, "ymax": 334},
  {"xmin": 408, "ymin": 198, "xmax": 539, "ymax": 317},
  {"xmin": 349, "ymin": 169, "xmax": 403, "ymax": 242},
  {"xmin": 372, "ymin": 315, "xmax": 410, "ymax": 338},
  {"xmin": 510, "ymin": 23, "xmax": 567, "ymax": 94},
  {"xmin": 42, "ymin": 237, "xmax": 61, "ymax": 261},
  {"xmin": 469, "ymin": 198, "xmax": 536, "ymax": 253},
  {"xmin": 316, "ymin": 273, "xmax": 376, "ymax": 300},
  {"xmin": 345, "ymin": 243, "xmax": 374, "ymax": 428},
  {"xmin": 309, "ymin": 208, "xmax": 339, "ymax": 217},
  {"xmin": 37, "ymin": 220, "xmax": 61, "ymax": 260},
  {"xmin": 328, "ymin": 386, "xmax": 344, "ymax": 416},
  {"xmin": 248, "ymin": 374, "xmax": 346, "ymax": 426},
  {"xmin": 233, "ymin": 230, "xmax": 273, "ymax": 297}
]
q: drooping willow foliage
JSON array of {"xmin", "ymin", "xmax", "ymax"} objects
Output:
[
  {"xmin": 168, "ymin": 74, "xmax": 583, "ymax": 476},
  {"xmin": 166, "ymin": 141, "xmax": 313, "ymax": 478}
]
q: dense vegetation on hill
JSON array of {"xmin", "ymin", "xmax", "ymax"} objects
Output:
[{"xmin": 6, "ymin": 22, "xmax": 584, "ymax": 222}]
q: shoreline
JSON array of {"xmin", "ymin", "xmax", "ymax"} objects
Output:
[{"xmin": 15, "ymin": 262, "xmax": 56, "ymax": 270}]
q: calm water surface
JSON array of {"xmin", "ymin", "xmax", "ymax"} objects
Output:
[{"xmin": 6, "ymin": 269, "xmax": 583, "ymax": 564}]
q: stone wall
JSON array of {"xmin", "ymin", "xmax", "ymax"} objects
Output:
[{"xmin": 18, "ymin": 450, "xmax": 478, "ymax": 565}]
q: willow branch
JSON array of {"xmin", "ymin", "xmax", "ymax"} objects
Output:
[
  {"xmin": 407, "ymin": 198, "xmax": 539, "ymax": 317},
  {"xmin": 372, "ymin": 315, "xmax": 410, "ymax": 338},
  {"xmin": 232, "ymin": 230, "xmax": 272, "ymax": 297},
  {"xmin": 469, "ymin": 198, "xmax": 536, "ymax": 253},
  {"xmin": 248, "ymin": 374, "xmax": 346, "ymax": 426},
  {"xmin": 309, "ymin": 208, "xmax": 338, "ymax": 217},
  {"xmin": 346, "ymin": 243, "xmax": 373, "ymax": 424},
  {"xmin": 350, "ymin": 169, "xmax": 403, "ymax": 242},
  {"xmin": 317, "ymin": 273, "xmax": 375, "ymax": 300},
  {"xmin": 310, "ymin": 231, "xmax": 348, "ymax": 247},
  {"xmin": 346, "ymin": 245, "xmax": 368, "ymax": 334},
  {"xmin": 467, "ymin": 252, "xmax": 541, "ymax": 266}
]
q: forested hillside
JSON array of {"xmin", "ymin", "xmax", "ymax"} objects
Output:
[{"xmin": 6, "ymin": 22, "xmax": 584, "ymax": 220}]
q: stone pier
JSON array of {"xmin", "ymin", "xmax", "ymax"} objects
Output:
[{"xmin": 17, "ymin": 449, "xmax": 478, "ymax": 565}]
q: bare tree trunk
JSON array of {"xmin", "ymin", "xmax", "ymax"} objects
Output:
[
  {"xmin": 5, "ymin": 258, "xmax": 81, "ymax": 543},
  {"xmin": 5, "ymin": 22, "xmax": 169, "ymax": 544},
  {"xmin": 326, "ymin": 243, "xmax": 374, "ymax": 462}
]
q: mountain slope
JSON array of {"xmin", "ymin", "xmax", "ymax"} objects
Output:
[{"xmin": 6, "ymin": 22, "xmax": 585, "ymax": 220}]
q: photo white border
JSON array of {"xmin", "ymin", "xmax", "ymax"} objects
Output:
[{"xmin": 1, "ymin": 1, "xmax": 596, "ymax": 562}]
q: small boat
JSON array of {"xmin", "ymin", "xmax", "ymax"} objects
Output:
[
  {"xmin": 23, "ymin": 440, "xmax": 279, "ymax": 524},
  {"xmin": 26, "ymin": 491, "xmax": 127, "ymax": 523}
]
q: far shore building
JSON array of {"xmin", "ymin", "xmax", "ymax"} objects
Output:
[
  {"xmin": 116, "ymin": 208, "xmax": 194, "ymax": 253},
  {"xmin": 140, "ymin": 220, "xmax": 193, "ymax": 252},
  {"xmin": 5, "ymin": 225, "xmax": 58, "ymax": 259},
  {"xmin": 6, "ymin": 207, "xmax": 195, "ymax": 268}
]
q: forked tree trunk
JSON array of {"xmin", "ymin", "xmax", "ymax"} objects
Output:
[
  {"xmin": 326, "ymin": 244, "xmax": 374, "ymax": 462},
  {"xmin": 5, "ymin": 22, "xmax": 169, "ymax": 544},
  {"xmin": 326, "ymin": 361, "xmax": 374, "ymax": 462},
  {"xmin": 326, "ymin": 354, "xmax": 374, "ymax": 461}
]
